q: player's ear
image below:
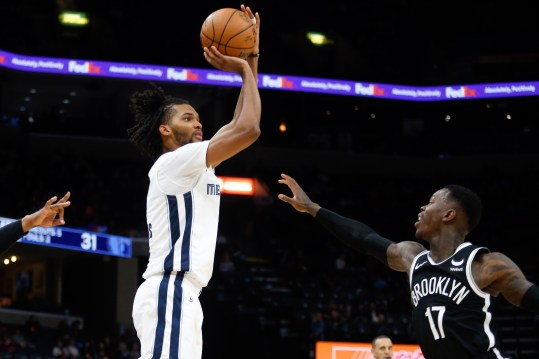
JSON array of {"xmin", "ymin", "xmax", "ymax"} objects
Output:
[
  {"xmin": 443, "ymin": 208, "xmax": 457, "ymax": 223},
  {"xmin": 159, "ymin": 124, "xmax": 171, "ymax": 136}
]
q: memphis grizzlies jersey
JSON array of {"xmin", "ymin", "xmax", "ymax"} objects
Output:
[
  {"xmin": 409, "ymin": 242, "xmax": 508, "ymax": 359},
  {"xmin": 142, "ymin": 141, "xmax": 221, "ymax": 288}
]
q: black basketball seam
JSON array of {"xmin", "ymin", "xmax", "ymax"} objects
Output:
[
  {"xmin": 200, "ymin": 32, "xmax": 214, "ymax": 48},
  {"xmin": 209, "ymin": 14, "xmax": 216, "ymax": 47},
  {"xmin": 201, "ymin": 32, "xmax": 252, "ymax": 50},
  {"xmin": 218, "ymin": 9, "xmax": 238, "ymax": 54},
  {"xmin": 224, "ymin": 24, "xmax": 255, "ymax": 50},
  {"xmin": 200, "ymin": 18, "xmax": 215, "ymax": 48}
]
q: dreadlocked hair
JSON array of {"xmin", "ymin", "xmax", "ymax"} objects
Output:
[{"xmin": 127, "ymin": 82, "xmax": 190, "ymax": 159}]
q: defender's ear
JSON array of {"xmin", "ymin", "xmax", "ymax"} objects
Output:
[{"xmin": 443, "ymin": 208, "xmax": 457, "ymax": 223}]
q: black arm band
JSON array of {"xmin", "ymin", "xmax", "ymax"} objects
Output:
[
  {"xmin": 315, "ymin": 208, "xmax": 393, "ymax": 266},
  {"xmin": 520, "ymin": 284, "xmax": 539, "ymax": 314},
  {"xmin": 0, "ymin": 219, "xmax": 24, "ymax": 254}
]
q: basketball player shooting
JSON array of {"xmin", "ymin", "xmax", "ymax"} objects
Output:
[
  {"xmin": 128, "ymin": 5, "xmax": 260, "ymax": 359},
  {"xmin": 278, "ymin": 173, "xmax": 539, "ymax": 359}
]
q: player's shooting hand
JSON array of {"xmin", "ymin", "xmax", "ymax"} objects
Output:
[
  {"xmin": 241, "ymin": 4, "xmax": 260, "ymax": 55},
  {"xmin": 278, "ymin": 173, "xmax": 321, "ymax": 216},
  {"xmin": 203, "ymin": 46, "xmax": 250, "ymax": 74},
  {"xmin": 22, "ymin": 192, "xmax": 71, "ymax": 232}
]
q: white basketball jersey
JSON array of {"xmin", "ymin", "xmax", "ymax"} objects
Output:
[{"xmin": 142, "ymin": 141, "xmax": 220, "ymax": 287}]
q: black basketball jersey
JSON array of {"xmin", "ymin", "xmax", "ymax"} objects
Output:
[{"xmin": 409, "ymin": 242, "xmax": 508, "ymax": 359}]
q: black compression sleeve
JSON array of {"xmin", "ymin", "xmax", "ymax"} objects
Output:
[
  {"xmin": 0, "ymin": 219, "xmax": 24, "ymax": 254},
  {"xmin": 520, "ymin": 284, "xmax": 539, "ymax": 314},
  {"xmin": 315, "ymin": 208, "xmax": 393, "ymax": 266}
]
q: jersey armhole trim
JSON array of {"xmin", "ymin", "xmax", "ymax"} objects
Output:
[
  {"xmin": 466, "ymin": 247, "xmax": 490, "ymax": 298},
  {"xmin": 409, "ymin": 249, "xmax": 429, "ymax": 287}
]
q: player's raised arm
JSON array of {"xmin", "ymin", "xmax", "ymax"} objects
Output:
[
  {"xmin": 203, "ymin": 47, "xmax": 261, "ymax": 168},
  {"xmin": 199, "ymin": 5, "xmax": 261, "ymax": 169},
  {"xmin": 277, "ymin": 173, "xmax": 425, "ymax": 272}
]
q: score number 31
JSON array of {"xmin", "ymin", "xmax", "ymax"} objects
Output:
[{"xmin": 81, "ymin": 232, "xmax": 98, "ymax": 251}]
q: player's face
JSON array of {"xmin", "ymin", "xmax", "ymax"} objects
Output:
[
  {"xmin": 414, "ymin": 188, "xmax": 449, "ymax": 240},
  {"xmin": 167, "ymin": 104, "xmax": 203, "ymax": 147},
  {"xmin": 371, "ymin": 338, "xmax": 393, "ymax": 359}
]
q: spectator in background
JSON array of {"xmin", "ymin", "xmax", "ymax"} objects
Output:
[
  {"xmin": 309, "ymin": 311, "xmax": 326, "ymax": 341},
  {"xmin": 218, "ymin": 251, "xmax": 236, "ymax": 273},
  {"xmin": 65, "ymin": 339, "xmax": 79, "ymax": 359},
  {"xmin": 128, "ymin": 342, "xmax": 140, "ymax": 359},
  {"xmin": 371, "ymin": 335, "xmax": 394, "ymax": 359},
  {"xmin": 52, "ymin": 339, "xmax": 68, "ymax": 359}
]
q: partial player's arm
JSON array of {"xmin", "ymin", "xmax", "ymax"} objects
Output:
[
  {"xmin": 0, "ymin": 220, "xmax": 25, "ymax": 254},
  {"xmin": 474, "ymin": 252, "xmax": 539, "ymax": 313},
  {"xmin": 213, "ymin": 5, "xmax": 260, "ymax": 138},
  {"xmin": 0, "ymin": 192, "xmax": 71, "ymax": 254},
  {"xmin": 243, "ymin": 5, "xmax": 260, "ymax": 79},
  {"xmin": 223, "ymin": 5, "xmax": 260, "ymax": 145},
  {"xmin": 208, "ymin": 4, "xmax": 260, "ymax": 162},
  {"xmin": 277, "ymin": 173, "xmax": 425, "ymax": 272}
]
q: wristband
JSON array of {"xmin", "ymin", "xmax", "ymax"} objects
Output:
[
  {"xmin": 248, "ymin": 53, "xmax": 260, "ymax": 58},
  {"xmin": 520, "ymin": 284, "xmax": 539, "ymax": 313},
  {"xmin": 0, "ymin": 219, "xmax": 24, "ymax": 255}
]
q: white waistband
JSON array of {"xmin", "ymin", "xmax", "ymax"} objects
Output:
[
  {"xmin": 179, "ymin": 273, "xmax": 203, "ymax": 297},
  {"xmin": 146, "ymin": 271, "xmax": 203, "ymax": 296}
]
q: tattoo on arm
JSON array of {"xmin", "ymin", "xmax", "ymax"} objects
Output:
[{"xmin": 481, "ymin": 253, "xmax": 531, "ymax": 306}]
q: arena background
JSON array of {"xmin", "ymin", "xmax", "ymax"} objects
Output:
[{"xmin": 1, "ymin": 1, "xmax": 538, "ymax": 359}]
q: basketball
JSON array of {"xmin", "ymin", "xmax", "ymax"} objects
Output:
[{"xmin": 200, "ymin": 8, "xmax": 256, "ymax": 58}]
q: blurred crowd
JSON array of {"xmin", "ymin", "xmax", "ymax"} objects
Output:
[{"xmin": 0, "ymin": 316, "xmax": 140, "ymax": 359}]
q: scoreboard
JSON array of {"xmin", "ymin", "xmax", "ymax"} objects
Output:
[{"xmin": 0, "ymin": 217, "xmax": 132, "ymax": 258}]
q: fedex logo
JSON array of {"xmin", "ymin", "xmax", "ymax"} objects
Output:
[
  {"xmin": 261, "ymin": 75, "xmax": 293, "ymax": 89},
  {"xmin": 68, "ymin": 61, "xmax": 101, "ymax": 74},
  {"xmin": 355, "ymin": 83, "xmax": 384, "ymax": 96},
  {"xmin": 166, "ymin": 68, "xmax": 198, "ymax": 81},
  {"xmin": 445, "ymin": 86, "xmax": 476, "ymax": 98}
]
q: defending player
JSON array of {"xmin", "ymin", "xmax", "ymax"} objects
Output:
[{"xmin": 278, "ymin": 173, "xmax": 539, "ymax": 359}]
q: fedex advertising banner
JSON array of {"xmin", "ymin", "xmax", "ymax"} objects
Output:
[{"xmin": 1, "ymin": 49, "xmax": 537, "ymax": 102}]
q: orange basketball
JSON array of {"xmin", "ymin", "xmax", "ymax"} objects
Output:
[{"xmin": 200, "ymin": 8, "xmax": 256, "ymax": 58}]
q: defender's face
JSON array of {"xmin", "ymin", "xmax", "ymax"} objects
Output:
[{"xmin": 414, "ymin": 188, "xmax": 449, "ymax": 240}]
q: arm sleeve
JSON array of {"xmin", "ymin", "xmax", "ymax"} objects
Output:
[
  {"xmin": 520, "ymin": 284, "xmax": 539, "ymax": 314},
  {"xmin": 0, "ymin": 219, "xmax": 24, "ymax": 254},
  {"xmin": 315, "ymin": 208, "xmax": 393, "ymax": 266}
]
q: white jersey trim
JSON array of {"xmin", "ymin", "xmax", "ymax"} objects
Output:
[{"xmin": 466, "ymin": 246, "xmax": 496, "ymax": 352}]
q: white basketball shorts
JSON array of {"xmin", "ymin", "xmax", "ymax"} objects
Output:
[{"xmin": 132, "ymin": 272, "xmax": 203, "ymax": 359}]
